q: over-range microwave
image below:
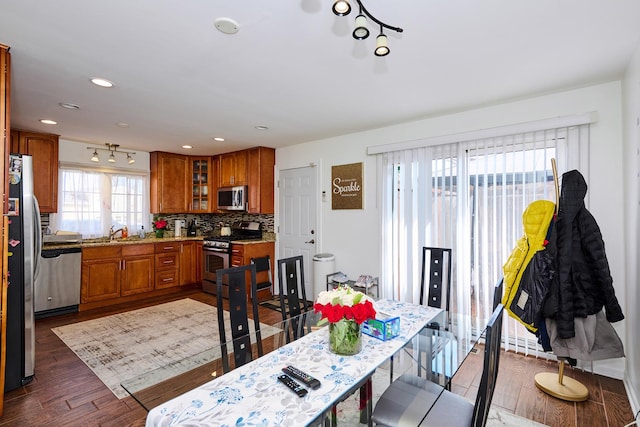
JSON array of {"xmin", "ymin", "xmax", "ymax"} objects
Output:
[{"xmin": 217, "ymin": 185, "xmax": 247, "ymax": 211}]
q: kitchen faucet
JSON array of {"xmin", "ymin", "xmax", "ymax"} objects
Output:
[{"xmin": 110, "ymin": 226, "xmax": 124, "ymax": 240}]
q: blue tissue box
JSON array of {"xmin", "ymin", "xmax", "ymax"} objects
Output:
[{"xmin": 362, "ymin": 315, "xmax": 400, "ymax": 341}]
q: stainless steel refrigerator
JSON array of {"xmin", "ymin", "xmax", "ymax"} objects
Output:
[{"xmin": 5, "ymin": 154, "xmax": 41, "ymax": 391}]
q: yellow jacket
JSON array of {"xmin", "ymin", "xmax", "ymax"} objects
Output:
[{"xmin": 502, "ymin": 200, "xmax": 556, "ymax": 332}]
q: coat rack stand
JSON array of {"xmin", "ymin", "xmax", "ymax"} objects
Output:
[
  {"xmin": 533, "ymin": 159, "xmax": 589, "ymax": 402},
  {"xmin": 534, "ymin": 360, "xmax": 589, "ymax": 401}
]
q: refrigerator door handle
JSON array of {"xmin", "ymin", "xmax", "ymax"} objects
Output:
[{"xmin": 33, "ymin": 195, "xmax": 42, "ymax": 279}]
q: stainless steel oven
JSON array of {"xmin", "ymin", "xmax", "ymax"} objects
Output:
[
  {"xmin": 201, "ymin": 221, "xmax": 263, "ymax": 298},
  {"xmin": 202, "ymin": 240, "xmax": 231, "ymax": 297}
]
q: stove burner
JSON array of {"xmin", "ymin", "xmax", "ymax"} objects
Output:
[{"xmin": 202, "ymin": 221, "xmax": 263, "ymax": 250}]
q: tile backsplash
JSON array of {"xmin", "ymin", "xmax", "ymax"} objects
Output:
[{"xmin": 41, "ymin": 212, "xmax": 274, "ymax": 237}]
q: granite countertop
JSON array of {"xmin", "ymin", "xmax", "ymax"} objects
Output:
[
  {"xmin": 43, "ymin": 234, "xmax": 275, "ymax": 250},
  {"xmin": 43, "ymin": 235, "xmax": 204, "ymax": 250}
]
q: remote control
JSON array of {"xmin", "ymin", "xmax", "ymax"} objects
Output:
[
  {"xmin": 282, "ymin": 366, "xmax": 322, "ymax": 390},
  {"xmin": 277, "ymin": 374, "xmax": 308, "ymax": 397}
]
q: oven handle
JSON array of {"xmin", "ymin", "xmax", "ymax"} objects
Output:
[{"xmin": 203, "ymin": 247, "xmax": 230, "ymax": 254}]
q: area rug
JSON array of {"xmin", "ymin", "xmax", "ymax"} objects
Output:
[{"xmin": 51, "ymin": 298, "xmax": 280, "ymax": 399}]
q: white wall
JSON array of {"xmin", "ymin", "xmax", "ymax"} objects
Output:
[
  {"xmin": 276, "ymin": 81, "xmax": 628, "ymax": 379},
  {"xmin": 622, "ymin": 41, "xmax": 640, "ymax": 415}
]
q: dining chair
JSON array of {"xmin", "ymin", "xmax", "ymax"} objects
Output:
[
  {"xmin": 277, "ymin": 255, "xmax": 310, "ymax": 324},
  {"xmin": 250, "ymin": 255, "xmax": 274, "ymax": 303},
  {"xmin": 493, "ymin": 277, "xmax": 504, "ymax": 310},
  {"xmin": 405, "ymin": 247, "xmax": 453, "ymax": 380},
  {"xmin": 372, "ymin": 303, "xmax": 505, "ymax": 427},
  {"xmin": 216, "ymin": 264, "xmax": 263, "ymax": 374},
  {"xmin": 420, "ymin": 247, "xmax": 453, "ymax": 329}
]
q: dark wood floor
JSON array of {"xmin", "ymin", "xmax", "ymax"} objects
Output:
[{"xmin": 1, "ymin": 289, "xmax": 634, "ymax": 426}]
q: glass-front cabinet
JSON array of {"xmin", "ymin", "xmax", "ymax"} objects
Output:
[{"xmin": 190, "ymin": 157, "xmax": 211, "ymax": 212}]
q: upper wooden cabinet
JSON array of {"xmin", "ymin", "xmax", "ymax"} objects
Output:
[
  {"xmin": 247, "ymin": 147, "xmax": 275, "ymax": 214},
  {"xmin": 190, "ymin": 157, "xmax": 212, "ymax": 213},
  {"xmin": 218, "ymin": 150, "xmax": 247, "ymax": 187},
  {"xmin": 10, "ymin": 130, "xmax": 59, "ymax": 213},
  {"xmin": 150, "ymin": 151, "xmax": 189, "ymax": 213}
]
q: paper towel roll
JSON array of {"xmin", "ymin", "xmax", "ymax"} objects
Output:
[{"xmin": 174, "ymin": 220, "xmax": 182, "ymax": 237}]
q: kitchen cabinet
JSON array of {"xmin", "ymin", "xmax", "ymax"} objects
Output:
[
  {"xmin": 218, "ymin": 150, "xmax": 247, "ymax": 187},
  {"xmin": 190, "ymin": 157, "xmax": 212, "ymax": 212},
  {"xmin": 120, "ymin": 245, "xmax": 156, "ymax": 296},
  {"xmin": 230, "ymin": 241, "xmax": 275, "ymax": 302},
  {"xmin": 150, "ymin": 151, "xmax": 189, "ymax": 213},
  {"xmin": 155, "ymin": 241, "xmax": 180, "ymax": 289},
  {"xmin": 81, "ymin": 243, "xmax": 155, "ymax": 303},
  {"xmin": 10, "ymin": 129, "xmax": 59, "ymax": 213},
  {"xmin": 156, "ymin": 241, "xmax": 200, "ymax": 288},
  {"xmin": 246, "ymin": 147, "xmax": 275, "ymax": 214},
  {"xmin": 179, "ymin": 241, "xmax": 198, "ymax": 286}
]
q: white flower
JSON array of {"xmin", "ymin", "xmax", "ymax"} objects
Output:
[{"xmin": 315, "ymin": 284, "xmax": 369, "ymax": 307}]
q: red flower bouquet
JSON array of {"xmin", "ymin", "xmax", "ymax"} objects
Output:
[
  {"xmin": 314, "ymin": 284, "xmax": 376, "ymax": 355},
  {"xmin": 153, "ymin": 218, "xmax": 168, "ymax": 230}
]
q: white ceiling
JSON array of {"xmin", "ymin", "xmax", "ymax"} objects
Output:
[{"xmin": 2, "ymin": 0, "xmax": 640, "ymax": 156}]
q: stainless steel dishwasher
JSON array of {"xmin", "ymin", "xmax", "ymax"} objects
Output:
[{"xmin": 35, "ymin": 246, "xmax": 82, "ymax": 318}]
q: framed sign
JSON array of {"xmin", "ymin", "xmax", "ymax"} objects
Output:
[{"xmin": 331, "ymin": 162, "xmax": 363, "ymax": 210}]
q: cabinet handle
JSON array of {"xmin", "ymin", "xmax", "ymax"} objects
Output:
[
  {"xmin": 163, "ymin": 278, "xmax": 173, "ymax": 282},
  {"xmin": 163, "ymin": 246, "xmax": 173, "ymax": 250},
  {"xmin": 163, "ymin": 260, "xmax": 173, "ymax": 265},
  {"xmin": 122, "ymin": 260, "xmax": 126, "ymax": 269}
]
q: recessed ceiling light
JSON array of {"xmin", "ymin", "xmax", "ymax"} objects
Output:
[
  {"xmin": 40, "ymin": 119, "xmax": 57, "ymax": 125},
  {"xmin": 182, "ymin": 145, "xmax": 193, "ymax": 149},
  {"xmin": 213, "ymin": 137, "xmax": 225, "ymax": 142},
  {"xmin": 214, "ymin": 17, "xmax": 240, "ymax": 35},
  {"xmin": 90, "ymin": 77, "xmax": 114, "ymax": 88},
  {"xmin": 116, "ymin": 122, "xmax": 130, "ymax": 128},
  {"xmin": 255, "ymin": 125, "xmax": 269, "ymax": 131},
  {"xmin": 59, "ymin": 102, "xmax": 80, "ymax": 110}
]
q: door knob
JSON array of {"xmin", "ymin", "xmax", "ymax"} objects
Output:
[{"xmin": 305, "ymin": 239, "xmax": 315, "ymax": 244}]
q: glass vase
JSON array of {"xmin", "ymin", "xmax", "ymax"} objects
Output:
[
  {"xmin": 329, "ymin": 319, "xmax": 362, "ymax": 355},
  {"xmin": 155, "ymin": 229, "xmax": 164, "ymax": 238}
]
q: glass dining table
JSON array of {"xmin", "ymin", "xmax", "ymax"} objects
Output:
[{"xmin": 121, "ymin": 299, "xmax": 479, "ymax": 426}]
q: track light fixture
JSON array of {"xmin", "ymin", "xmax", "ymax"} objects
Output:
[
  {"xmin": 332, "ymin": 0, "xmax": 402, "ymax": 56},
  {"xmin": 86, "ymin": 143, "xmax": 136, "ymax": 165}
]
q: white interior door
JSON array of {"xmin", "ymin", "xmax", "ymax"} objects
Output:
[{"xmin": 278, "ymin": 166, "xmax": 317, "ymax": 299}]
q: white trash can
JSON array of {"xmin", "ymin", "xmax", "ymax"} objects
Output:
[{"xmin": 312, "ymin": 253, "xmax": 335, "ymax": 299}]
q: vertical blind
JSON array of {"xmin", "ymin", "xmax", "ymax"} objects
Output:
[{"xmin": 377, "ymin": 123, "xmax": 589, "ymax": 351}]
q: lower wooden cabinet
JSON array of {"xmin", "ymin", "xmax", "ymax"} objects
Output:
[
  {"xmin": 81, "ymin": 244, "xmax": 155, "ymax": 303},
  {"xmin": 121, "ymin": 245, "xmax": 155, "ymax": 296},
  {"xmin": 81, "ymin": 240, "xmax": 202, "ymax": 309},
  {"xmin": 179, "ymin": 241, "xmax": 198, "ymax": 286}
]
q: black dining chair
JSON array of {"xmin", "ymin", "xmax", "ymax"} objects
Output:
[
  {"xmin": 251, "ymin": 255, "xmax": 274, "ymax": 303},
  {"xmin": 216, "ymin": 264, "xmax": 263, "ymax": 374},
  {"xmin": 493, "ymin": 277, "xmax": 504, "ymax": 310},
  {"xmin": 420, "ymin": 247, "xmax": 453, "ymax": 329},
  {"xmin": 372, "ymin": 304, "xmax": 505, "ymax": 427},
  {"xmin": 277, "ymin": 255, "xmax": 311, "ymax": 341},
  {"xmin": 394, "ymin": 247, "xmax": 453, "ymax": 381}
]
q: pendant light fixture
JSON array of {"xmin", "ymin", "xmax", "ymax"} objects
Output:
[
  {"xmin": 87, "ymin": 143, "xmax": 136, "ymax": 165},
  {"xmin": 332, "ymin": 0, "xmax": 351, "ymax": 16},
  {"xmin": 332, "ymin": 0, "xmax": 402, "ymax": 56},
  {"xmin": 375, "ymin": 27, "xmax": 390, "ymax": 57}
]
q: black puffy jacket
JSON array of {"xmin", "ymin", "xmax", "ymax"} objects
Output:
[{"xmin": 542, "ymin": 170, "xmax": 624, "ymax": 339}]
